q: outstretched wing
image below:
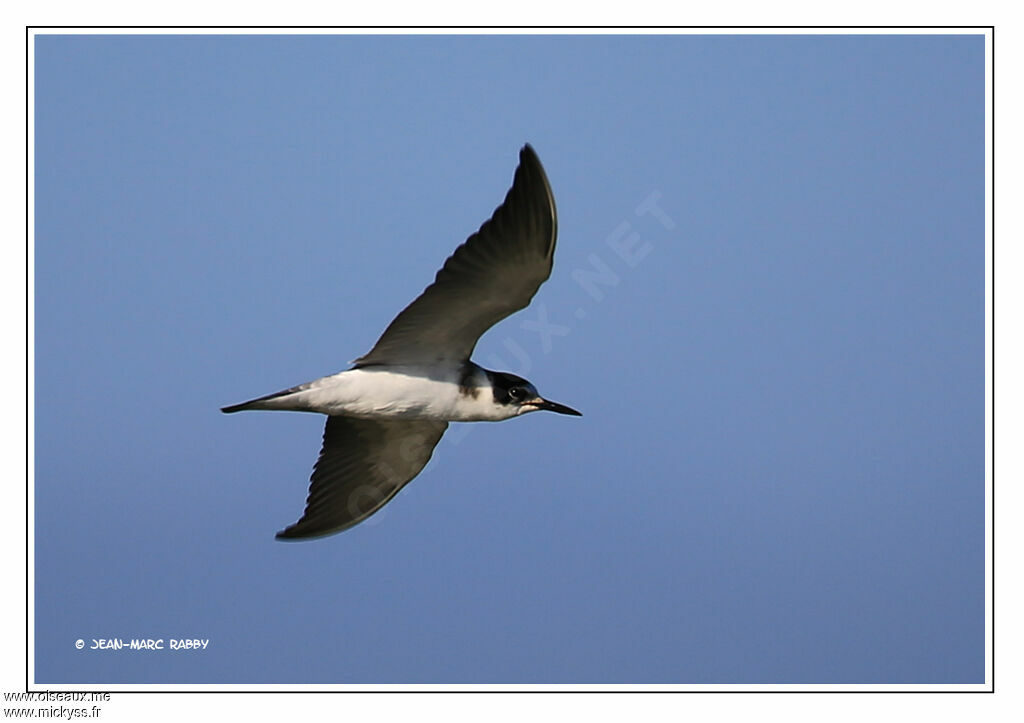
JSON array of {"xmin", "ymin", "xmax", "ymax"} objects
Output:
[
  {"xmin": 276, "ymin": 416, "xmax": 448, "ymax": 540},
  {"xmin": 354, "ymin": 144, "xmax": 557, "ymax": 366}
]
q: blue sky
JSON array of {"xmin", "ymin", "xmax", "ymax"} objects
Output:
[{"xmin": 33, "ymin": 33, "xmax": 984, "ymax": 684}]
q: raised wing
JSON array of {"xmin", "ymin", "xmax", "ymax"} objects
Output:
[
  {"xmin": 276, "ymin": 416, "xmax": 448, "ymax": 540},
  {"xmin": 354, "ymin": 144, "xmax": 557, "ymax": 366}
]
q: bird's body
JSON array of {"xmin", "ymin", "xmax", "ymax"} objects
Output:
[
  {"xmin": 223, "ymin": 145, "xmax": 580, "ymax": 540},
  {"xmin": 224, "ymin": 362, "xmax": 518, "ymax": 422}
]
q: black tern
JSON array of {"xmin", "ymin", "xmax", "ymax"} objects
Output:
[{"xmin": 222, "ymin": 145, "xmax": 580, "ymax": 540}]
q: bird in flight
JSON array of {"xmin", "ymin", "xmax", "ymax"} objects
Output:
[{"xmin": 222, "ymin": 145, "xmax": 581, "ymax": 540}]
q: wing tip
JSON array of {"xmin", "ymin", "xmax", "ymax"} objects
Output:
[
  {"xmin": 515, "ymin": 142, "xmax": 557, "ymax": 253},
  {"xmin": 274, "ymin": 526, "xmax": 307, "ymax": 541},
  {"xmin": 274, "ymin": 519, "xmax": 335, "ymax": 541},
  {"xmin": 519, "ymin": 143, "xmax": 544, "ymax": 172}
]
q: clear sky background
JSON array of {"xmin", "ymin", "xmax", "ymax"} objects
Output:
[{"xmin": 33, "ymin": 33, "xmax": 984, "ymax": 684}]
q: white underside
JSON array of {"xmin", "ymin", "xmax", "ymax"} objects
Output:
[{"xmin": 248, "ymin": 365, "xmax": 519, "ymax": 422}]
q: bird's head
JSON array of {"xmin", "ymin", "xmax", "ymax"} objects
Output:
[{"xmin": 488, "ymin": 371, "xmax": 582, "ymax": 419}]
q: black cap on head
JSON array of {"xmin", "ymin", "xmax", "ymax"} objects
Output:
[{"xmin": 487, "ymin": 371, "xmax": 580, "ymax": 415}]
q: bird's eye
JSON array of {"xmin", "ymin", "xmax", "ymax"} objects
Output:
[{"xmin": 508, "ymin": 387, "xmax": 524, "ymax": 400}]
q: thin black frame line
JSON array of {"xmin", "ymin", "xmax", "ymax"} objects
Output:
[
  {"xmin": 989, "ymin": 25, "xmax": 995, "ymax": 695},
  {"xmin": 26, "ymin": 25, "xmax": 995, "ymax": 30},
  {"xmin": 24, "ymin": 23, "xmax": 995, "ymax": 692}
]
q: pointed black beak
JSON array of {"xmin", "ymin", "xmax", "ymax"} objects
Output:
[{"xmin": 528, "ymin": 397, "xmax": 582, "ymax": 416}]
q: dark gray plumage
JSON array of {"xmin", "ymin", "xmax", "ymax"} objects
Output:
[
  {"xmin": 354, "ymin": 144, "xmax": 557, "ymax": 367},
  {"xmin": 276, "ymin": 417, "xmax": 448, "ymax": 539}
]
